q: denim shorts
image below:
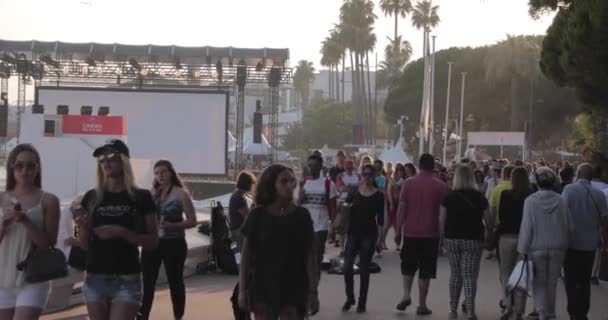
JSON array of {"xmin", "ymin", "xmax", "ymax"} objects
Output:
[{"xmin": 84, "ymin": 273, "xmax": 142, "ymax": 305}]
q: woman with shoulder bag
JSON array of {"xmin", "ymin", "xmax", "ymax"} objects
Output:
[
  {"xmin": 75, "ymin": 140, "xmax": 158, "ymax": 320},
  {"xmin": 341, "ymin": 164, "xmax": 384, "ymax": 313},
  {"xmin": 139, "ymin": 160, "xmax": 196, "ymax": 320},
  {"xmin": 0, "ymin": 144, "xmax": 61, "ymax": 320},
  {"xmin": 440, "ymin": 164, "xmax": 488, "ymax": 320},
  {"xmin": 496, "ymin": 167, "xmax": 533, "ymax": 320}
]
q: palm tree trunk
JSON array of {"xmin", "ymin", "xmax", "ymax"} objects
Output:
[
  {"xmin": 335, "ymin": 63, "xmax": 340, "ymax": 103},
  {"xmin": 358, "ymin": 52, "xmax": 368, "ymax": 143},
  {"xmin": 394, "ymin": 13, "xmax": 399, "ymax": 43},
  {"xmin": 366, "ymin": 51, "xmax": 373, "ymax": 144},
  {"xmin": 350, "ymin": 50, "xmax": 359, "ymax": 143},
  {"xmin": 329, "ymin": 67, "xmax": 333, "ymax": 100},
  {"xmin": 341, "ymin": 58, "xmax": 346, "ymax": 104}
]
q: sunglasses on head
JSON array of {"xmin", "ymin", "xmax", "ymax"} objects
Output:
[
  {"xmin": 97, "ymin": 153, "xmax": 120, "ymax": 163},
  {"xmin": 12, "ymin": 161, "xmax": 38, "ymax": 172}
]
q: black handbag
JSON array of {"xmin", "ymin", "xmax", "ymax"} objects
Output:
[
  {"xmin": 67, "ymin": 246, "xmax": 87, "ymax": 271},
  {"xmin": 17, "ymin": 246, "xmax": 68, "ymax": 283}
]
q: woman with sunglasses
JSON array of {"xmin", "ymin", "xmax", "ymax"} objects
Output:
[
  {"xmin": 238, "ymin": 164, "xmax": 316, "ymax": 320},
  {"xmin": 138, "ymin": 160, "xmax": 196, "ymax": 320},
  {"xmin": 0, "ymin": 144, "xmax": 60, "ymax": 320},
  {"xmin": 75, "ymin": 140, "xmax": 158, "ymax": 320},
  {"xmin": 342, "ymin": 164, "xmax": 384, "ymax": 313}
]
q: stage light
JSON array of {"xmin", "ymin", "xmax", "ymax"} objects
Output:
[
  {"xmin": 0, "ymin": 63, "xmax": 9, "ymax": 78},
  {"xmin": 80, "ymin": 105, "xmax": 92, "ymax": 115},
  {"xmin": 129, "ymin": 58, "xmax": 142, "ymax": 71},
  {"xmin": 32, "ymin": 104, "xmax": 44, "ymax": 114},
  {"xmin": 57, "ymin": 105, "xmax": 69, "ymax": 115},
  {"xmin": 174, "ymin": 57, "xmax": 182, "ymax": 70},
  {"xmin": 216, "ymin": 59, "xmax": 223, "ymax": 82},
  {"xmin": 236, "ymin": 66, "xmax": 247, "ymax": 87},
  {"xmin": 268, "ymin": 67, "xmax": 281, "ymax": 87},
  {"xmin": 40, "ymin": 54, "xmax": 60, "ymax": 69},
  {"xmin": 98, "ymin": 106, "xmax": 110, "ymax": 116},
  {"xmin": 85, "ymin": 57, "xmax": 96, "ymax": 67},
  {"xmin": 29, "ymin": 62, "xmax": 44, "ymax": 80}
]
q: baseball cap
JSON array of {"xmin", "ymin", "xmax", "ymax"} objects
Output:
[{"xmin": 93, "ymin": 139, "xmax": 130, "ymax": 158}]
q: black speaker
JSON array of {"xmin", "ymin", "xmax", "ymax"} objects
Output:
[
  {"xmin": 0, "ymin": 104, "xmax": 7, "ymax": 137},
  {"xmin": 44, "ymin": 119, "xmax": 55, "ymax": 137},
  {"xmin": 98, "ymin": 106, "xmax": 109, "ymax": 116},
  {"xmin": 57, "ymin": 105, "xmax": 69, "ymax": 115},
  {"xmin": 253, "ymin": 100, "xmax": 263, "ymax": 144},
  {"xmin": 32, "ymin": 104, "xmax": 44, "ymax": 114},
  {"xmin": 80, "ymin": 105, "xmax": 92, "ymax": 115}
]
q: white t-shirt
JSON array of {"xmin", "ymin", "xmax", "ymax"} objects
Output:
[{"xmin": 302, "ymin": 177, "xmax": 338, "ymax": 232}]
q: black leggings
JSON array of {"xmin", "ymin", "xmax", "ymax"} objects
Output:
[
  {"xmin": 139, "ymin": 238, "xmax": 188, "ymax": 320},
  {"xmin": 343, "ymin": 233, "xmax": 376, "ymax": 306}
]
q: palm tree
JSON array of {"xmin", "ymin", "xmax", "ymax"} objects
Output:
[
  {"xmin": 321, "ymin": 28, "xmax": 345, "ymax": 102},
  {"xmin": 411, "ymin": 0, "xmax": 440, "ymax": 33},
  {"xmin": 485, "ymin": 35, "xmax": 541, "ymax": 131},
  {"xmin": 378, "ymin": 35, "xmax": 412, "ymax": 89},
  {"xmin": 410, "ymin": 0, "xmax": 440, "ymax": 58},
  {"xmin": 339, "ymin": 0, "xmax": 377, "ymax": 144},
  {"xmin": 379, "ymin": 0, "xmax": 412, "ymax": 46},
  {"xmin": 293, "ymin": 60, "xmax": 316, "ymax": 110}
]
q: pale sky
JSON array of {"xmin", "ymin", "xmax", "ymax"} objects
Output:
[{"xmin": 0, "ymin": 0, "xmax": 553, "ymax": 69}]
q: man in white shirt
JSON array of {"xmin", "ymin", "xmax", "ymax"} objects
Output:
[{"xmin": 301, "ymin": 153, "xmax": 338, "ymax": 313}]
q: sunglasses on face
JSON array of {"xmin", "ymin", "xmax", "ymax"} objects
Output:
[
  {"xmin": 279, "ymin": 177, "xmax": 296, "ymax": 185},
  {"xmin": 12, "ymin": 162, "xmax": 38, "ymax": 172},
  {"xmin": 362, "ymin": 171, "xmax": 374, "ymax": 177},
  {"xmin": 97, "ymin": 153, "xmax": 120, "ymax": 163}
]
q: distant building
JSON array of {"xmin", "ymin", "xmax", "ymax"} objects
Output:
[{"xmin": 310, "ymin": 70, "xmax": 388, "ymax": 103}]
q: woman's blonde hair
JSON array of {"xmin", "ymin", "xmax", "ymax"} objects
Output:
[
  {"xmin": 452, "ymin": 164, "xmax": 477, "ymax": 191},
  {"xmin": 96, "ymin": 154, "xmax": 137, "ymax": 201}
]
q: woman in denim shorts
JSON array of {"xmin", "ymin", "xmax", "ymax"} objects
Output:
[{"xmin": 75, "ymin": 140, "xmax": 158, "ymax": 320}]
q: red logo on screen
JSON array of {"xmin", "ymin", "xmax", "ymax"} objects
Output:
[{"xmin": 62, "ymin": 115, "xmax": 127, "ymax": 135}]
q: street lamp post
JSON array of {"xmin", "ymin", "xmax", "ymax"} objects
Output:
[
  {"xmin": 458, "ymin": 72, "xmax": 467, "ymax": 160},
  {"xmin": 442, "ymin": 62, "xmax": 453, "ymax": 165}
]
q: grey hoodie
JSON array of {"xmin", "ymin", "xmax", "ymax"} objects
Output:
[{"xmin": 517, "ymin": 190, "xmax": 573, "ymax": 255}]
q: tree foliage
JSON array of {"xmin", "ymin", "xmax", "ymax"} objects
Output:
[
  {"xmin": 282, "ymin": 99, "xmax": 353, "ymax": 151},
  {"xmin": 539, "ymin": 0, "xmax": 608, "ymax": 109},
  {"xmin": 383, "ymin": 37, "xmax": 580, "ymax": 152},
  {"xmin": 293, "ymin": 60, "xmax": 316, "ymax": 109}
]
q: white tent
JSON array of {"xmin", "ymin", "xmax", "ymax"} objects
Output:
[
  {"xmin": 379, "ymin": 140, "xmax": 413, "ymax": 165},
  {"xmin": 243, "ymin": 127, "xmax": 272, "ymax": 156}
]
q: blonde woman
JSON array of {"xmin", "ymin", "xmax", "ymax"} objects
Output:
[
  {"xmin": 0, "ymin": 144, "xmax": 60, "ymax": 320},
  {"xmin": 75, "ymin": 140, "xmax": 158, "ymax": 320},
  {"xmin": 440, "ymin": 164, "xmax": 488, "ymax": 320}
]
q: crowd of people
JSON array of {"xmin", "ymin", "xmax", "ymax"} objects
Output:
[{"xmin": 0, "ymin": 140, "xmax": 607, "ymax": 320}]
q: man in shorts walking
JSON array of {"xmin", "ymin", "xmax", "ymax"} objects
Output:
[{"xmin": 395, "ymin": 154, "xmax": 448, "ymax": 315}]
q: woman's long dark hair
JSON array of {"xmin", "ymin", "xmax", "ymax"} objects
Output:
[
  {"xmin": 254, "ymin": 164, "xmax": 294, "ymax": 207},
  {"xmin": 511, "ymin": 166, "xmax": 532, "ymax": 197},
  {"xmin": 153, "ymin": 160, "xmax": 185, "ymax": 191},
  {"xmin": 404, "ymin": 163, "xmax": 417, "ymax": 177},
  {"xmin": 6, "ymin": 144, "xmax": 42, "ymax": 191}
]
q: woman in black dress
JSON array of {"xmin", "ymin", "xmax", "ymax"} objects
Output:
[
  {"xmin": 238, "ymin": 164, "xmax": 316, "ymax": 320},
  {"xmin": 342, "ymin": 164, "xmax": 384, "ymax": 313}
]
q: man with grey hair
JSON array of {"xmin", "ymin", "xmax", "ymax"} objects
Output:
[
  {"xmin": 562, "ymin": 163, "xmax": 608, "ymax": 320},
  {"xmin": 518, "ymin": 167, "xmax": 572, "ymax": 320}
]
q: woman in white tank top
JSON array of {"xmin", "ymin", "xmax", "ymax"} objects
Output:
[{"xmin": 0, "ymin": 144, "xmax": 61, "ymax": 320}]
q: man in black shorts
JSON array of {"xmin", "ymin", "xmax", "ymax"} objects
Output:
[{"xmin": 395, "ymin": 154, "xmax": 448, "ymax": 316}]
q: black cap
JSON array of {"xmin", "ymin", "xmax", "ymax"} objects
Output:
[{"xmin": 93, "ymin": 139, "xmax": 130, "ymax": 158}]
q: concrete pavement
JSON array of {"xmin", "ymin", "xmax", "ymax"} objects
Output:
[{"xmin": 43, "ymin": 245, "xmax": 608, "ymax": 320}]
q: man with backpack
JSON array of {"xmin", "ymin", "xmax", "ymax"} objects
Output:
[{"xmin": 301, "ymin": 153, "xmax": 338, "ymax": 314}]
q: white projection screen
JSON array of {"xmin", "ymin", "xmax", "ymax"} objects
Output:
[{"xmin": 36, "ymin": 87, "xmax": 228, "ymax": 175}]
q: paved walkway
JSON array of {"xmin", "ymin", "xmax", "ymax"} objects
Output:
[{"xmin": 44, "ymin": 244, "xmax": 608, "ymax": 320}]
